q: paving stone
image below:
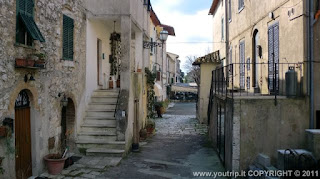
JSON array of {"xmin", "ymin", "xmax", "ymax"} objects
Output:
[
  {"xmin": 61, "ymin": 169, "xmax": 73, "ymax": 175},
  {"xmin": 68, "ymin": 170, "xmax": 83, "ymax": 177},
  {"xmin": 90, "ymin": 171, "xmax": 101, "ymax": 176},
  {"xmin": 80, "ymin": 173, "xmax": 96, "ymax": 178}
]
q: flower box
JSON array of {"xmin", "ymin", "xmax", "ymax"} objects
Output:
[{"xmin": 15, "ymin": 58, "xmax": 27, "ymax": 67}]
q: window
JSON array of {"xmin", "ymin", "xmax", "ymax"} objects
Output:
[
  {"xmin": 16, "ymin": 0, "xmax": 45, "ymax": 46},
  {"xmin": 221, "ymin": 17, "xmax": 224, "ymax": 41},
  {"xmin": 247, "ymin": 58, "xmax": 250, "ymax": 70},
  {"xmin": 238, "ymin": 0, "xmax": 244, "ymax": 12},
  {"xmin": 228, "ymin": 0, "xmax": 232, "ymax": 22},
  {"xmin": 63, "ymin": 15, "xmax": 74, "ymax": 60},
  {"xmin": 239, "ymin": 40, "xmax": 245, "ymax": 89},
  {"xmin": 150, "ymin": 38, "xmax": 154, "ymax": 55}
]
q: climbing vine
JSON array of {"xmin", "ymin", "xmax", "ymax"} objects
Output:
[{"xmin": 145, "ymin": 68, "xmax": 156, "ymax": 119}]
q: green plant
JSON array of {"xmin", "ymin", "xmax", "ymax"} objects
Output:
[
  {"xmin": 0, "ymin": 167, "xmax": 4, "ymax": 175},
  {"xmin": 5, "ymin": 129, "xmax": 15, "ymax": 156},
  {"xmin": 33, "ymin": 53, "xmax": 46, "ymax": 60},
  {"xmin": 145, "ymin": 68, "xmax": 157, "ymax": 119}
]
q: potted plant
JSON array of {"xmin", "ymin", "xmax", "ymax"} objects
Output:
[
  {"xmin": 34, "ymin": 53, "xmax": 46, "ymax": 68},
  {"xmin": 109, "ymin": 77, "xmax": 113, "ymax": 89},
  {"xmin": 26, "ymin": 55, "xmax": 36, "ymax": 67},
  {"xmin": 44, "ymin": 153, "xmax": 67, "ymax": 175}
]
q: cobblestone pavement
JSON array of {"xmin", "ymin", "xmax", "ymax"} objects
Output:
[{"xmin": 38, "ymin": 102, "xmax": 225, "ymax": 179}]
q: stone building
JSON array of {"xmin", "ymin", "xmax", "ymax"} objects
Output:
[
  {"xmin": 0, "ymin": 0, "xmax": 86, "ymax": 178},
  {"xmin": 0, "ymin": 0, "xmax": 167, "ymax": 178},
  {"xmin": 205, "ymin": 0, "xmax": 318, "ymax": 172},
  {"xmin": 149, "ymin": 8, "xmax": 175, "ymax": 102}
]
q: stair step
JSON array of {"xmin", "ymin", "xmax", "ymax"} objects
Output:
[
  {"xmin": 86, "ymin": 111, "xmax": 114, "ymax": 117},
  {"xmin": 91, "ymin": 97, "xmax": 117, "ymax": 103},
  {"xmin": 76, "ymin": 139, "xmax": 125, "ymax": 145},
  {"xmin": 85, "ymin": 119, "xmax": 116, "ymax": 126},
  {"xmin": 79, "ymin": 131, "xmax": 116, "ymax": 136},
  {"xmin": 88, "ymin": 104, "xmax": 116, "ymax": 110},
  {"xmin": 77, "ymin": 142, "xmax": 125, "ymax": 150},
  {"xmin": 86, "ymin": 148, "xmax": 125, "ymax": 157},
  {"xmin": 78, "ymin": 135, "xmax": 117, "ymax": 141},
  {"xmin": 87, "ymin": 109, "xmax": 115, "ymax": 112},
  {"xmin": 81, "ymin": 123, "xmax": 116, "ymax": 128}
]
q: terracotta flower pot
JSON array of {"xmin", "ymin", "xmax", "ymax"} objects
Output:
[
  {"xmin": 44, "ymin": 154, "xmax": 67, "ymax": 175},
  {"xmin": 116, "ymin": 79, "xmax": 120, "ymax": 88},
  {"xmin": 15, "ymin": 58, "xmax": 27, "ymax": 67},
  {"xmin": 109, "ymin": 77, "xmax": 113, "ymax": 89},
  {"xmin": 0, "ymin": 126, "xmax": 7, "ymax": 137},
  {"xmin": 137, "ymin": 69, "xmax": 142, "ymax": 72}
]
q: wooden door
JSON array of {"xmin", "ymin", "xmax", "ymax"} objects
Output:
[{"xmin": 15, "ymin": 90, "xmax": 32, "ymax": 179}]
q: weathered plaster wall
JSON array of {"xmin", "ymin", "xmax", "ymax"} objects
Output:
[
  {"xmin": 313, "ymin": 19, "xmax": 320, "ymax": 128},
  {"xmin": 85, "ymin": 19, "xmax": 117, "ymax": 102},
  {"xmin": 198, "ymin": 63, "xmax": 218, "ymax": 124},
  {"xmin": 236, "ymin": 97, "xmax": 309, "ymax": 170},
  {"xmin": 0, "ymin": 0, "xmax": 86, "ymax": 177},
  {"xmin": 212, "ymin": 0, "xmax": 226, "ymax": 62}
]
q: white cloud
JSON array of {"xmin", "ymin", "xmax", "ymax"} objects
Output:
[{"xmin": 152, "ymin": 1, "xmax": 213, "ymax": 73}]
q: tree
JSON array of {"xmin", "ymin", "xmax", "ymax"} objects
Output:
[{"xmin": 183, "ymin": 56, "xmax": 200, "ymax": 87}]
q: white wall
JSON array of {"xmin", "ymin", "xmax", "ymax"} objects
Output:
[{"xmin": 86, "ymin": 19, "xmax": 116, "ymax": 102}]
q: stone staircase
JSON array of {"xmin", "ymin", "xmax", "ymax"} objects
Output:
[{"xmin": 76, "ymin": 89, "xmax": 125, "ymax": 157}]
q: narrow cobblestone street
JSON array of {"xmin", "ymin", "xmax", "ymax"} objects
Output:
[
  {"xmin": 39, "ymin": 103, "xmax": 224, "ymax": 179},
  {"xmin": 100, "ymin": 102, "xmax": 225, "ymax": 178}
]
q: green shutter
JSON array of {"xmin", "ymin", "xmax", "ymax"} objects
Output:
[
  {"xmin": 16, "ymin": 0, "xmax": 45, "ymax": 43},
  {"xmin": 63, "ymin": 15, "xmax": 74, "ymax": 60}
]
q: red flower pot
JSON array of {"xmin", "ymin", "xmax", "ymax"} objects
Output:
[
  {"xmin": 44, "ymin": 154, "xmax": 67, "ymax": 175},
  {"xmin": 15, "ymin": 58, "xmax": 27, "ymax": 67}
]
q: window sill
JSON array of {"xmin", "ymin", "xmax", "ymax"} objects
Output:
[
  {"xmin": 61, "ymin": 59, "xmax": 75, "ymax": 68},
  {"xmin": 14, "ymin": 43, "xmax": 35, "ymax": 50}
]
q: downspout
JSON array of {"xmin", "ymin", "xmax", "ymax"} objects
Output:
[{"xmin": 308, "ymin": 0, "xmax": 314, "ymax": 129}]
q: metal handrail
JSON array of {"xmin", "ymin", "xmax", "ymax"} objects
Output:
[{"xmin": 114, "ymin": 90, "xmax": 121, "ymax": 117}]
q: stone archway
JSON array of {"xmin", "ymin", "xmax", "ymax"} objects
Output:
[{"xmin": 61, "ymin": 98, "xmax": 76, "ymax": 153}]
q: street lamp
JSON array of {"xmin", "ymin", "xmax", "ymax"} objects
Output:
[
  {"xmin": 143, "ymin": 30, "xmax": 169, "ymax": 49},
  {"xmin": 159, "ymin": 30, "xmax": 169, "ymax": 42}
]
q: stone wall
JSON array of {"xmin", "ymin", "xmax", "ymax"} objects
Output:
[{"xmin": 0, "ymin": 0, "xmax": 86, "ymax": 177}]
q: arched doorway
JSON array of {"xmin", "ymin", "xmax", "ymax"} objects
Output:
[
  {"xmin": 61, "ymin": 98, "xmax": 75, "ymax": 153},
  {"xmin": 15, "ymin": 90, "xmax": 32, "ymax": 179}
]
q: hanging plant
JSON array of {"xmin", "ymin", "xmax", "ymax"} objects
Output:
[{"xmin": 109, "ymin": 24, "xmax": 121, "ymax": 76}]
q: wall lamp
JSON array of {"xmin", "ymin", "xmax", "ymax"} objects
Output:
[
  {"xmin": 58, "ymin": 93, "xmax": 68, "ymax": 107},
  {"xmin": 24, "ymin": 73, "xmax": 35, "ymax": 83},
  {"xmin": 143, "ymin": 30, "xmax": 169, "ymax": 49}
]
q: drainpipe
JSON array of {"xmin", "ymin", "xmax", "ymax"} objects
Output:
[{"xmin": 308, "ymin": 0, "xmax": 314, "ymax": 129}]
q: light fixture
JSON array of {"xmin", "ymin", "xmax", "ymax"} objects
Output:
[
  {"xmin": 58, "ymin": 93, "xmax": 68, "ymax": 107},
  {"xmin": 159, "ymin": 30, "xmax": 169, "ymax": 42},
  {"xmin": 143, "ymin": 30, "xmax": 169, "ymax": 49},
  {"xmin": 24, "ymin": 73, "xmax": 35, "ymax": 83}
]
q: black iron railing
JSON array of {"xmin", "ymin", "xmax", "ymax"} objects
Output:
[
  {"xmin": 210, "ymin": 62, "xmax": 303, "ymax": 98},
  {"xmin": 114, "ymin": 90, "xmax": 121, "ymax": 117}
]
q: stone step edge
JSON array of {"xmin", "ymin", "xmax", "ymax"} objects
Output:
[
  {"xmin": 86, "ymin": 148, "xmax": 125, "ymax": 154},
  {"xmin": 76, "ymin": 140, "xmax": 125, "ymax": 145}
]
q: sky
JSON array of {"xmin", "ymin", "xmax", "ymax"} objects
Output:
[{"xmin": 151, "ymin": 0, "xmax": 213, "ymax": 73}]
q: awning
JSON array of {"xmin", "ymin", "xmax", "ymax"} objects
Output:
[{"xmin": 19, "ymin": 13, "xmax": 45, "ymax": 42}]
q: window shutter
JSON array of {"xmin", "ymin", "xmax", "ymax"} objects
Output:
[
  {"xmin": 26, "ymin": 0, "xmax": 34, "ymax": 16},
  {"xmin": 63, "ymin": 15, "xmax": 74, "ymax": 60},
  {"xmin": 18, "ymin": 0, "xmax": 26, "ymax": 13},
  {"xmin": 239, "ymin": 41, "xmax": 245, "ymax": 89},
  {"xmin": 229, "ymin": 0, "xmax": 232, "ymax": 21}
]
